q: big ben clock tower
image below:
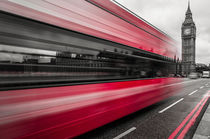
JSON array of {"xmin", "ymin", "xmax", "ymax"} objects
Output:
[{"xmin": 182, "ymin": 2, "xmax": 196, "ymax": 76}]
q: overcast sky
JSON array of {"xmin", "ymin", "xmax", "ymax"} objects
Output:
[{"xmin": 116, "ymin": 0, "xmax": 210, "ymax": 65}]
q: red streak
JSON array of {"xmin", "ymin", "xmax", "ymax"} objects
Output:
[
  {"xmin": 177, "ymin": 95, "xmax": 209, "ymax": 139},
  {"xmin": 168, "ymin": 94, "xmax": 210, "ymax": 139}
]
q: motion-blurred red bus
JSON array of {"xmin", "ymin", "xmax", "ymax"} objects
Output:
[{"xmin": 0, "ymin": 0, "xmax": 180, "ymax": 138}]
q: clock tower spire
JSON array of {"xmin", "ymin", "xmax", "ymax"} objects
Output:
[{"xmin": 181, "ymin": 1, "xmax": 196, "ymax": 76}]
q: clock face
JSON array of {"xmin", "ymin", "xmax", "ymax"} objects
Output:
[{"xmin": 184, "ymin": 28, "xmax": 191, "ymax": 35}]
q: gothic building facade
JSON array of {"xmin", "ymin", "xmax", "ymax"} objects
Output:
[{"xmin": 181, "ymin": 2, "xmax": 196, "ymax": 75}]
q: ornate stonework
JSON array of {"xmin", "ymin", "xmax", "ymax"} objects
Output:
[{"xmin": 181, "ymin": 2, "xmax": 196, "ymax": 75}]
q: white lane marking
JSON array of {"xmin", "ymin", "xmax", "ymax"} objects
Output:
[
  {"xmin": 162, "ymin": 79, "xmax": 201, "ymax": 87},
  {"xmin": 188, "ymin": 90, "xmax": 198, "ymax": 96},
  {"xmin": 113, "ymin": 127, "xmax": 136, "ymax": 139},
  {"xmin": 158, "ymin": 98, "xmax": 184, "ymax": 113},
  {"xmin": 200, "ymin": 86, "xmax": 204, "ymax": 89}
]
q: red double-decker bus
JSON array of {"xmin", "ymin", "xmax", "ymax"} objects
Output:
[{"xmin": 0, "ymin": 0, "xmax": 180, "ymax": 138}]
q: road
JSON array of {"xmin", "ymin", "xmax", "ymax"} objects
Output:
[{"xmin": 76, "ymin": 78, "xmax": 210, "ymax": 139}]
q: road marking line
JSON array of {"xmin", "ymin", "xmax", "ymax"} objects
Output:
[
  {"xmin": 158, "ymin": 98, "xmax": 184, "ymax": 113},
  {"xmin": 163, "ymin": 79, "xmax": 201, "ymax": 87},
  {"xmin": 200, "ymin": 86, "xmax": 204, "ymax": 89},
  {"xmin": 188, "ymin": 90, "xmax": 198, "ymax": 96},
  {"xmin": 176, "ymin": 95, "xmax": 209, "ymax": 139},
  {"xmin": 113, "ymin": 127, "xmax": 136, "ymax": 139},
  {"xmin": 168, "ymin": 94, "xmax": 209, "ymax": 139}
]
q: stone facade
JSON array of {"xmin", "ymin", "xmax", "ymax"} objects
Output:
[{"xmin": 181, "ymin": 2, "xmax": 196, "ymax": 76}]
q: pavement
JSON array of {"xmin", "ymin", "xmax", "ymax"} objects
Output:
[
  {"xmin": 76, "ymin": 78, "xmax": 210, "ymax": 139},
  {"xmin": 193, "ymin": 101, "xmax": 210, "ymax": 139}
]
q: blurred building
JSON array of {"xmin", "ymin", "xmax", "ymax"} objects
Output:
[
  {"xmin": 196, "ymin": 63, "xmax": 209, "ymax": 73},
  {"xmin": 196, "ymin": 63, "xmax": 207, "ymax": 68},
  {"xmin": 181, "ymin": 2, "xmax": 196, "ymax": 76}
]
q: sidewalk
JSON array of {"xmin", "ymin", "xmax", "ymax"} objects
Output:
[{"xmin": 193, "ymin": 101, "xmax": 210, "ymax": 139}]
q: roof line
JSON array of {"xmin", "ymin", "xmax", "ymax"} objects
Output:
[{"xmin": 110, "ymin": 0, "xmax": 173, "ymax": 39}]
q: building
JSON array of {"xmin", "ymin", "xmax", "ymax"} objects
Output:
[
  {"xmin": 196, "ymin": 63, "xmax": 208, "ymax": 73},
  {"xmin": 196, "ymin": 63, "xmax": 207, "ymax": 68},
  {"xmin": 181, "ymin": 2, "xmax": 196, "ymax": 76}
]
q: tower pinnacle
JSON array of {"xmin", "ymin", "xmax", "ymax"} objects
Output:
[
  {"xmin": 186, "ymin": 0, "xmax": 192, "ymax": 15},
  {"xmin": 183, "ymin": 0, "xmax": 194, "ymax": 25}
]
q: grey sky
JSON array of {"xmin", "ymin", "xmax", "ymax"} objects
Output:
[{"xmin": 116, "ymin": 0, "xmax": 210, "ymax": 65}]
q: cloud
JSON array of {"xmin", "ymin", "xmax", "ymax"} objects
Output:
[{"xmin": 116, "ymin": 0, "xmax": 210, "ymax": 65}]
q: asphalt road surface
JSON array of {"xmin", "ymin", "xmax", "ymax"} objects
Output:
[{"xmin": 76, "ymin": 78, "xmax": 210, "ymax": 139}]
